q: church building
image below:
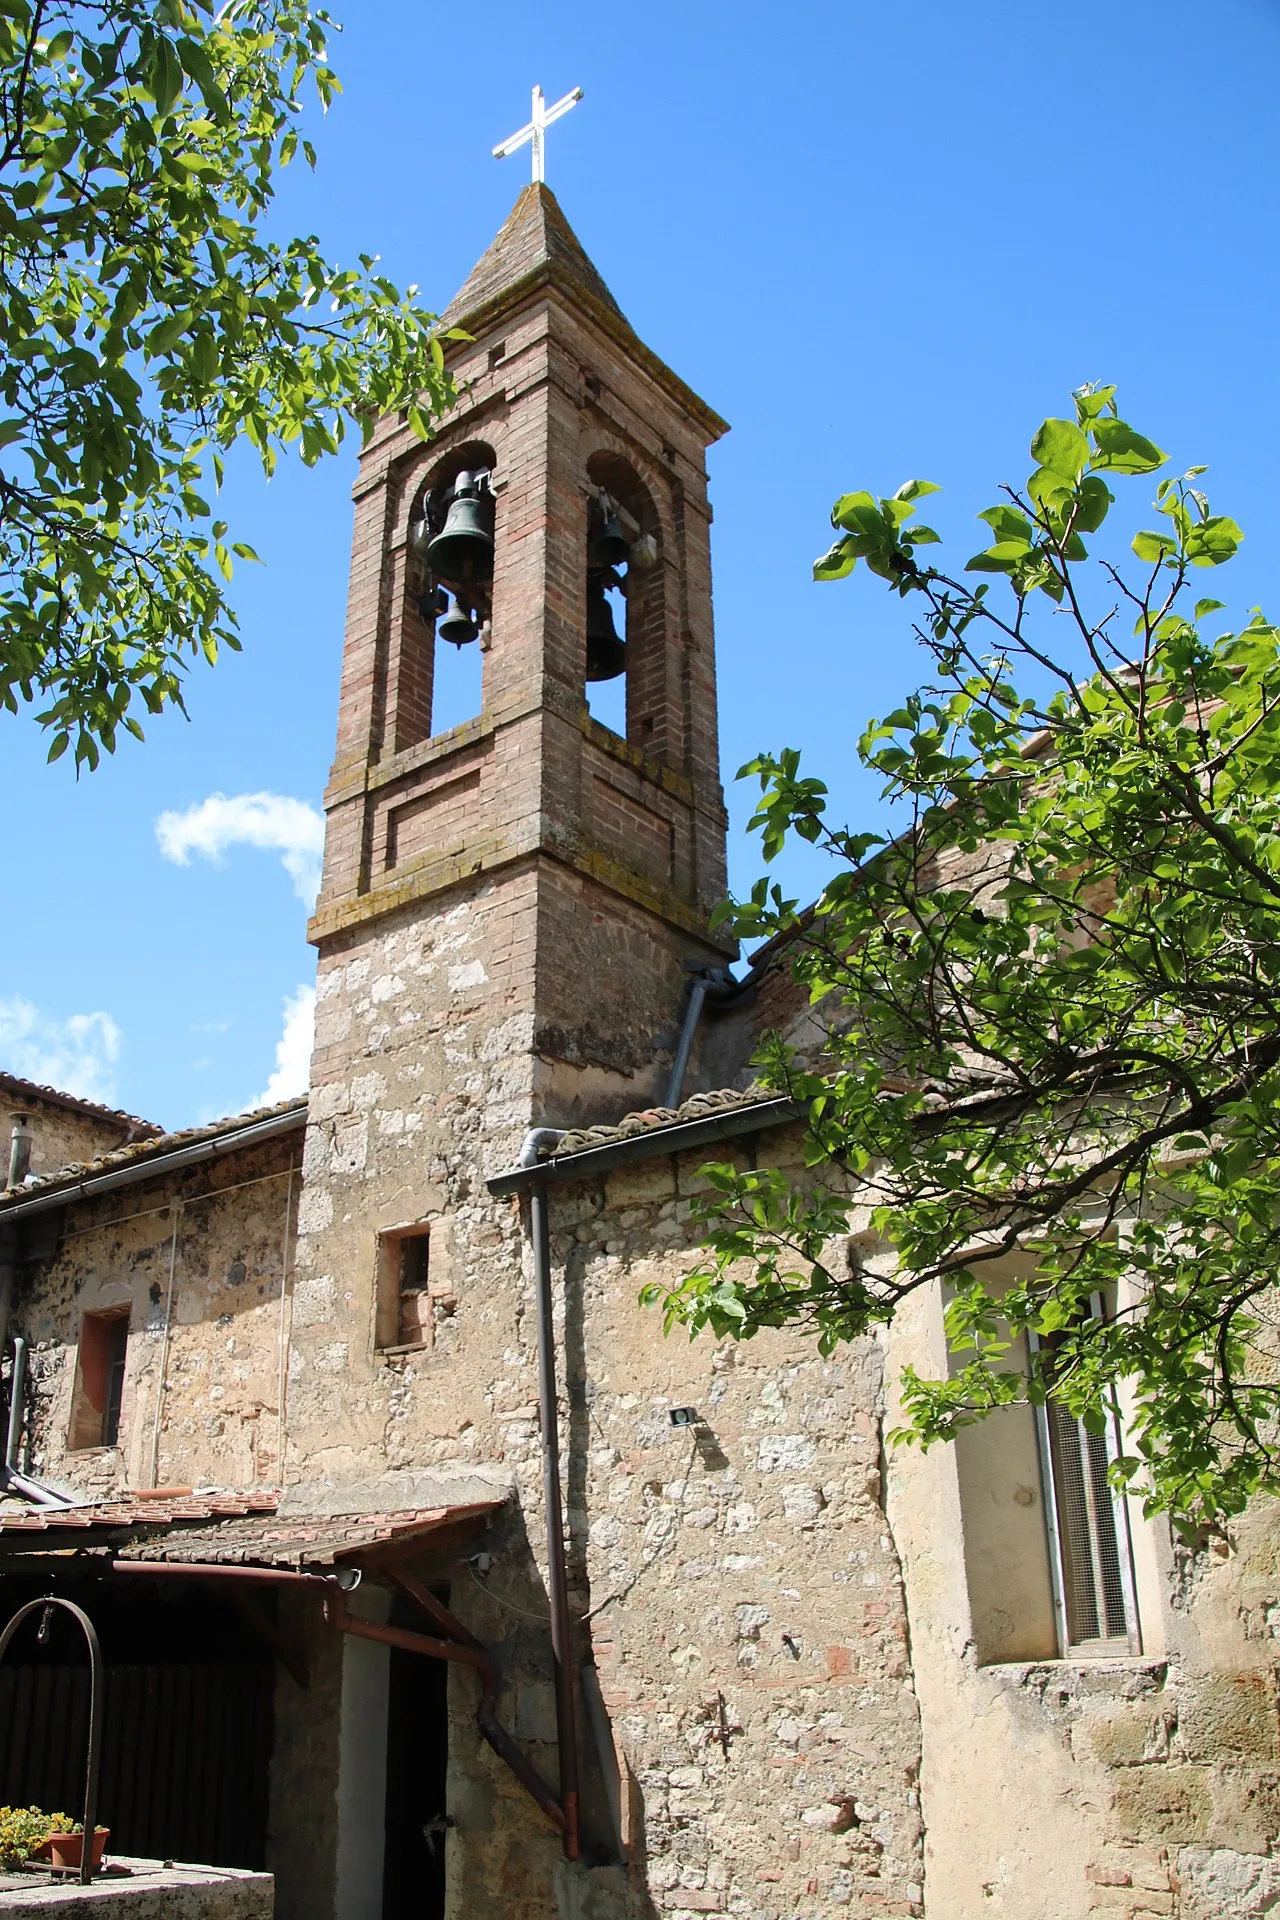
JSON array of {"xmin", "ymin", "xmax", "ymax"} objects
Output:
[{"xmin": 0, "ymin": 183, "xmax": 1276, "ymax": 1920}]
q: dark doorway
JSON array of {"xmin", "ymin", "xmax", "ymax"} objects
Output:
[
  {"xmin": 0, "ymin": 1574, "xmax": 274, "ymax": 1869},
  {"xmin": 382, "ymin": 1628, "xmax": 448, "ymax": 1920}
]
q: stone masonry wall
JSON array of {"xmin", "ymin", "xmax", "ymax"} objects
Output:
[
  {"xmin": 4, "ymin": 1093, "xmax": 143, "ymax": 1187},
  {"xmin": 554, "ymin": 1140, "xmax": 924, "ymax": 1920},
  {"xmin": 290, "ymin": 897, "xmax": 925, "ymax": 1920},
  {"xmin": 18, "ymin": 1133, "xmax": 301, "ymax": 1497}
]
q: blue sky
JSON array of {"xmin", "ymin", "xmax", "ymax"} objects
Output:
[{"xmin": 2, "ymin": 0, "xmax": 1278, "ymax": 1128}]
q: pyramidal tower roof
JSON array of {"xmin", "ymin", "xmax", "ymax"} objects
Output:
[
  {"xmin": 442, "ymin": 182, "xmax": 626, "ymax": 330},
  {"xmin": 440, "ymin": 184, "xmax": 727, "ymax": 441}
]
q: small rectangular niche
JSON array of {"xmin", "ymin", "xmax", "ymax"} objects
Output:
[
  {"xmin": 376, "ymin": 1224, "xmax": 434, "ymax": 1353},
  {"xmin": 68, "ymin": 1308, "xmax": 130, "ymax": 1451}
]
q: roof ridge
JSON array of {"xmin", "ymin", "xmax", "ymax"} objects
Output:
[
  {"xmin": 0, "ymin": 1069, "xmax": 161, "ymax": 1137},
  {"xmin": 0, "ymin": 1095, "xmax": 309, "ymax": 1211}
]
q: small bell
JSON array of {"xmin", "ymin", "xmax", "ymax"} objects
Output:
[
  {"xmin": 589, "ymin": 506, "xmax": 631, "ymax": 570},
  {"xmin": 427, "ymin": 471, "xmax": 495, "ymax": 585},
  {"xmin": 586, "ymin": 581, "xmax": 626, "ymax": 682},
  {"xmin": 437, "ymin": 593, "xmax": 479, "ymax": 647}
]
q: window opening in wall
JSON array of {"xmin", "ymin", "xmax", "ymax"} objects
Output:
[
  {"xmin": 1030, "ymin": 1300, "xmax": 1142, "ymax": 1657},
  {"xmin": 428, "ymin": 599, "xmax": 486, "ymax": 737},
  {"xmin": 376, "ymin": 1226, "xmax": 433, "ymax": 1352},
  {"xmin": 68, "ymin": 1309, "xmax": 130, "ymax": 1451},
  {"xmin": 585, "ymin": 489, "xmax": 630, "ymax": 733},
  {"xmin": 406, "ymin": 463, "xmax": 494, "ymax": 742}
]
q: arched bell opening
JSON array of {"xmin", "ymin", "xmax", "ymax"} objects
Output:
[
  {"xmin": 400, "ymin": 440, "xmax": 498, "ymax": 745},
  {"xmin": 583, "ymin": 452, "xmax": 665, "ymax": 752}
]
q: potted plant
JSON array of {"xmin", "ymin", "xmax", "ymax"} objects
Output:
[
  {"xmin": 48, "ymin": 1824, "xmax": 109, "ymax": 1871},
  {"xmin": 0, "ymin": 1806, "xmax": 75, "ymax": 1870}
]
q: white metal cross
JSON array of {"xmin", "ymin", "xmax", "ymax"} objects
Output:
[{"xmin": 492, "ymin": 85, "xmax": 583, "ymax": 185}]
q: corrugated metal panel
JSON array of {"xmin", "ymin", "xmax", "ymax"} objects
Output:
[{"xmin": 0, "ymin": 1661, "xmax": 272, "ymax": 1869}]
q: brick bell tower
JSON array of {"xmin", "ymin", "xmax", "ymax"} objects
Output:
[
  {"xmin": 290, "ymin": 187, "xmax": 733, "ymax": 1492},
  {"xmin": 282, "ymin": 192, "xmax": 736, "ymax": 1914},
  {"xmin": 308, "ymin": 183, "xmax": 734, "ymax": 1125}
]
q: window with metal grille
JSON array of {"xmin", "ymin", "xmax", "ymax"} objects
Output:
[{"xmin": 1030, "ymin": 1301, "xmax": 1142, "ymax": 1657}]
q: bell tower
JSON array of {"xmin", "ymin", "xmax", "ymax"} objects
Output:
[{"xmin": 308, "ymin": 183, "xmax": 734, "ymax": 1119}]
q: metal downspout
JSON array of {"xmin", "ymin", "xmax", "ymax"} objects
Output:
[
  {"xmin": 5, "ymin": 1334, "xmax": 25, "ymax": 1471},
  {"xmin": 0, "ymin": 1247, "xmax": 13, "ymax": 1387},
  {"xmin": 530, "ymin": 1172, "xmax": 581, "ymax": 1861},
  {"xmin": 1, "ymin": 1335, "xmax": 70, "ymax": 1507},
  {"xmin": 665, "ymin": 979, "xmax": 708, "ymax": 1110},
  {"xmin": 665, "ymin": 966, "xmax": 755, "ymax": 1112}
]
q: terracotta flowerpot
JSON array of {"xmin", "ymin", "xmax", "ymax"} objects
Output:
[{"xmin": 48, "ymin": 1828, "xmax": 108, "ymax": 1870}]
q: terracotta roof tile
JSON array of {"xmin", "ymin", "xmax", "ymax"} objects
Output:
[
  {"xmin": 0, "ymin": 1494, "xmax": 502, "ymax": 1569},
  {"xmin": 547, "ymin": 1084, "xmax": 777, "ymax": 1159},
  {"xmin": 0, "ymin": 1096, "xmax": 308, "ymax": 1212},
  {"xmin": 0, "ymin": 1071, "xmax": 160, "ymax": 1139},
  {"xmin": 0, "ymin": 1491, "xmax": 280, "ymax": 1534}
]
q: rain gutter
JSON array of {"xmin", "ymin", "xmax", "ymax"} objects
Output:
[
  {"xmin": 0, "ymin": 1107, "xmax": 308, "ymax": 1224},
  {"xmin": 487, "ymin": 1094, "xmax": 801, "ymax": 1197}
]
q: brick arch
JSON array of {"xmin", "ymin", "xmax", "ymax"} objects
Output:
[
  {"xmin": 394, "ymin": 434, "xmax": 503, "ymax": 552},
  {"xmin": 585, "ymin": 447, "xmax": 679, "ymax": 764},
  {"xmin": 582, "ymin": 434, "xmax": 677, "ymax": 549},
  {"xmin": 382, "ymin": 435, "xmax": 501, "ymax": 754}
]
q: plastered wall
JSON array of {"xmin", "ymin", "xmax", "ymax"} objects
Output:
[{"xmin": 885, "ymin": 1271, "xmax": 1280, "ymax": 1920}]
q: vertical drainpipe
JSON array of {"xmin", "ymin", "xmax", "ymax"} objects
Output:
[
  {"xmin": 7, "ymin": 1115, "xmax": 33, "ymax": 1191},
  {"xmin": 0, "ymin": 1240, "xmax": 13, "ymax": 1373},
  {"xmin": 528, "ymin": 1162, "xmax": 581, "ymax": 1861},
  {"xmin": 1, "ymin": 1118, "xmax": 33, "ymax": 1361}
]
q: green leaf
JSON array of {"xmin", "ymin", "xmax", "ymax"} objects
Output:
[
  {"xmin": 150, "ymin": 37, "xmax": 184, "ymax": 117},
  {"xmin": 1194, "ymin": 598, "xmax": 1226, "ymax": 618},
  {"xmin": 1090, "ymin": 419, "xmax": 1167, "ymax": 474},
  {"xmin": 894, "ymin": 479, "xmax": 941, "ymax": 504},
  {"xmin": 814, "ymin": 538, "xmax": 858, "ymax": 582},
  {"xmin": 966, "ymin": 540, "xmax": 1032, "ymax": 573},
  {"xmin": 1185, "ymin": 515, "xmax": 1243, "ymax": 567},
  {"xmin": 831, "ymin": 491, "xmax": 879, "ymax": 532},
  {"xmin": 1073, "ymin": 384, "xmax": 1117, "ymax": 424},
  {"xmin": 1030, "ymin": 418, "xmax": 1089, "ymax": 481},
  {"xmin": 978, "ymin": 504, "xmax": 1033, "ymax": 543},
  {"xmin": 1132, "ymin": 529, "xmax": 1178, "ymax": 563},
  {"xmin": 1074, "ymin": 474, "xmax": 1113, "ymax": 533},
  {"xmin": 1027, "ymin": 465, "xmax": 1076, "ymax": 509}
]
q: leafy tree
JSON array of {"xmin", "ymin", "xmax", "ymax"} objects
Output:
[
  {"xmin": 651, "ymin": 384, "xmax": 1280, "ymax": 1530},
  {"xmin": 0, "ymin": 0, "xmax": 454, "ymax": 767}
]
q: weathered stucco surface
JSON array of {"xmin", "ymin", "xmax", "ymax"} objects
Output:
[{"xmin": 885, "ymin": 1273, "xmax": 1280, "ymax": 1919}]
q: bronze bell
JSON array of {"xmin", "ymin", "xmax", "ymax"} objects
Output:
[
  {"xmin": 437, "ymin": 593, "xmax": 479, "ymax": 647},
  {"xmin": 427, "ymin": 471, "xmax": 494, "ymax": 585},
  {"xmin": 589, "ymin": 506, "xmax": 631, "ymax": 570},
  {"xmin": 586, "ymin": 580, "xmax": 626, "ymax": 682}
]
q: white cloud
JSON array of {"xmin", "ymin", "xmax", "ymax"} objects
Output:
[
  {"xmin": 249, "ymin": 984, "xmax": 315, "ymax": 1109},
  {"xmin": 155, "ymin": 791, "xmax": 325, "ymax": 907},
  {"xmin": 0, "ymin": 997, "xmax": 122, "ymax": 1105}
]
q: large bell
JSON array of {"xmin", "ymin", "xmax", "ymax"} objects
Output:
[
  {"xmin": 589, "ymin": 506, "xmax": 631, "ymax": 569},
  {"xmin": 427, "ymin": 471, "xmax": 494, "ymax": 585},
  {"xmin": 437, "ymin": 593, "xmax": 479, "ymax": 647},
  {"xmin": 586, "ymin": 581, "xmax": 626, "ymax": 682}
]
